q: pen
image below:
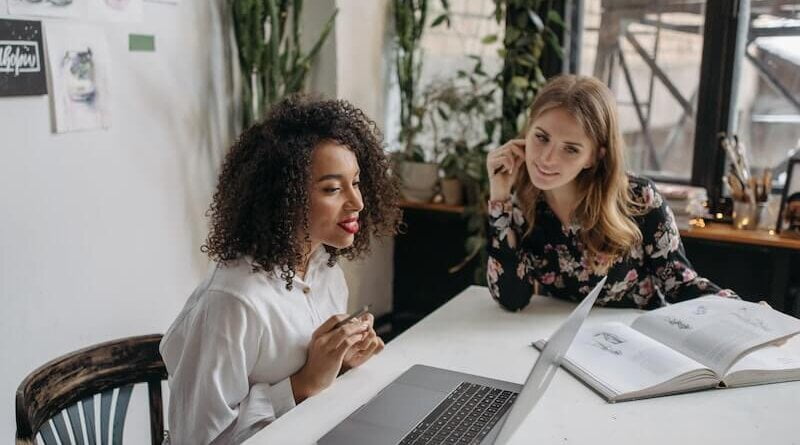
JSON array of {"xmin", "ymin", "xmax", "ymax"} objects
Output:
[{"xmin": 334, "ymin": 305, "xmax": 371, "ymax": 329}]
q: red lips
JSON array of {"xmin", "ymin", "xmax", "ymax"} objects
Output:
[{"xmin": 337, "ymin": 216, "xmax": 360, "ymax": 234}]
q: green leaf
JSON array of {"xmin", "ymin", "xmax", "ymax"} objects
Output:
[
  {"xmin": 527, "ymin": 9, "xmax": 543, "ymax": 31},
  {"xmin": 431, "ymin": 14, "xmax": 448, "ymax": 28},
  {"xmin": 467, "ymin": 213, "xmax": 483, "ymax": 232},
  {"xmin": 465, "ymin": 235, "xmax": 483, "ymax": 254},
  {"xmin": 511, "ymin": 76, "xmax": 529, "ymax": 88},
  {"xmin": 411, "ymin": 145, "xmax": 426, "ymax": 162},
  {"xmin": 516, "ymin": 56, "xmax": 533, "ymax": 67},
  {"xmin": 534, "ymin": 66, "xmax": 546, "ymax": 84},
  {"xmin": 505, "ymin": 27, "xmax": 520, "ymax": 43},
  {"xmin": 481, "ymin": 34, "xmax": 498, "ymax": 44},
  {"xmin": 544, "ymin": 28, "xmax": 564, "ymax": 59},
  {"xmin": 484, "ymin": 121, "xmax": 495, "ymax": 139},
  {"xmin": 547, "ymin": 9, "xmax": 565, "ymax": 28}
]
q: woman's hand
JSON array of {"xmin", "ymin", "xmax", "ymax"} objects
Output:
[
  {"xmin": 290, "ymin": 314, "xmax": 369, "ymax": 402},
  {"xmin": 486, "ymin": 139, "xmax": 526, "ymax": 202},
  {"xmin": 342, "ymin": 313, "xmax": 384, "ymax": 370}
]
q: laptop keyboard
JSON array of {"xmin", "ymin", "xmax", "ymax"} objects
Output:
[{"xmin": 398, "ymin": 382, "xmax": 518, "ymax": 445}]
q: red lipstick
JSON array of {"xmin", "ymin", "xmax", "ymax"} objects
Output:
[{"xmin": 337, "ymin": 217, "xmax": 359, "ymax": 234}]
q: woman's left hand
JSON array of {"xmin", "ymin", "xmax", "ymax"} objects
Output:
[{"xmin": 342, "ymin": 313, "xmax": 384, "ymax": 370}]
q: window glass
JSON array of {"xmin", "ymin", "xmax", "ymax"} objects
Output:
[
  {"xmin": 579, "ymin": 0, "xmax": 707, "ymax": 181},
  {"xmin": 735, "ymin": 4, "xmax": 800, "ymax": 191}
]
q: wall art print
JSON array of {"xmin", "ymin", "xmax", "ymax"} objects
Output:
[{"xmin": 45, "ymin": 24, "xmax": 111, "ymax": 133}]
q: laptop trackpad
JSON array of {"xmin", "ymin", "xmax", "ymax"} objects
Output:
[{"xmin": 353, "ymin": 381, "xmax": 447, "ymax": 431}]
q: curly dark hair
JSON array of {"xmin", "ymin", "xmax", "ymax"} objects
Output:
[{"xmin": 202, "ymin": 94, "xmax": 402, "ymax": 288}]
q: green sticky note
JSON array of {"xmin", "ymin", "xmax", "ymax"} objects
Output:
[{"xmin": 129, "ymin": 34, "xmax": 155, "ymax": 52}]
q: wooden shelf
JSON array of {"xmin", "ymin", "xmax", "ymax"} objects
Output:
[
  {"xmin": 399, "ymin": 200, "xmax": 800, "ymax": 250},
  {"xmin": 680, "ymin": 222, "xmax": 800, "ymax": 250},
  {"xmin": 399, "ymin": 200, "xmax": 465, "ymax": 214}
]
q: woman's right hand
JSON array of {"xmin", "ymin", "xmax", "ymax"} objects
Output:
[
  {"xmin": 486, "ymin": 139, "xmax": 526, "ymax": 201},
  {"xmin": 290, "ymin": 314, "xmax": 369, "ymax": 402}
]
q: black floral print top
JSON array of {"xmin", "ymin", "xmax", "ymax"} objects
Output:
[{"xmin": 486, "ymin": 175, "xmax": 736, "ymax": 311}]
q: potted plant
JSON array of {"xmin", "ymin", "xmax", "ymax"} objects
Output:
[
  {"xmin": 419, "ymin": 67, "xmax": 498, "ymax": 207},
  {"xmin": 232, "ymin": 0, "xmax": 337, "ymax": 128},
  {"xmin": 391, "ymin": 0, "xmax": 450, "ymax": 202}
]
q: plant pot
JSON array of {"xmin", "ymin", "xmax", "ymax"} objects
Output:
[
  {"xmin": 398, "ymin": 161, "xmax": 439, "ymax": 203},
  {"xmin": 441, "ymin": 177, "xmax": 463, "ymax": 205}
]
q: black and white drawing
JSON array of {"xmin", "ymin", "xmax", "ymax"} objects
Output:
[
  {"xmin": 731, "ymin": 307, "xmax": 772, "ymax": 333},
  {"xmin": 45, "ymin": 24, "xmax": 111, "ymax": 133},
  {"xmin": 664, "ymin": 316, "xmax": 692, "ymax": 330},
  {"xmin": 592, "ymin": 331, "xmax": 626, "ymax": 355}
]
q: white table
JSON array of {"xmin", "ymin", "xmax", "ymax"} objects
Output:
[{"xmin": 249, "ymin": 286, "xmax": 800, "ymax": 444}]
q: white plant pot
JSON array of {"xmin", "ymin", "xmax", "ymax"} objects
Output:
[{"xmin": 399, "ymin": 161, "xmax": 439, "ymax": 203}]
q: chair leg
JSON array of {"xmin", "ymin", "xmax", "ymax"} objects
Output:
[{"xmin": 147, "ymin": 380, "xmax": 164, "ymax": 445}]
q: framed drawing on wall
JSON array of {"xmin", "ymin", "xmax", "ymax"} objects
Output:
[{"xmin": 777, "ymin": 157, "xmax": 800, "ymax": 238}]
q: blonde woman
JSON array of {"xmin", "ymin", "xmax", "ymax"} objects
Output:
[{"xmin": 485, "ymin": 74, "xmax": 735, "ymax": 310}]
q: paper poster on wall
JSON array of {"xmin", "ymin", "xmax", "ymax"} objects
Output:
[
  {"xmin": 45, "ymin": 24, "xmax": 111, "ymax": 133},
  {"xmin": 7, "ymin": 0, "xmax": 85, "ymax": 19},
  {"xmin": 88, "ymin": 0, "xmax": 143, "ymax": 23},
  {"xmin": 0, "ymin": 19, "xmax": 47, "ymax": 96}
]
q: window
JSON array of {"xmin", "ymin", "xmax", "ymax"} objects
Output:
[
  {"xmin": 579, "ymin": 0, "xmax": 707, "ymax": 181},
  {"xmin": 734, "ymin": 4, "xmax": 800, "ymax": 191}
]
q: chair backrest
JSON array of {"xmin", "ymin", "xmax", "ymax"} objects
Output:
[{"xmin": 16, "ymin": 334, "xmax": 168, "ymax": 445}]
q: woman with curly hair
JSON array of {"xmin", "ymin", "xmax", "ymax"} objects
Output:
[
  {"xmin": 160, "ymin": 95, "xmax": 401, "ymax": 444},
  {"xmin": 485, "ymin": 74, "xmax": 735, "ymax": 311}
]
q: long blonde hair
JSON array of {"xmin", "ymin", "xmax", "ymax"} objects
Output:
[{"xmin": 514, "ymin": 74, "xmax": 644, "ymax": 273}]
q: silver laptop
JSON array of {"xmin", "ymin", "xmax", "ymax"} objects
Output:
[{"xmin": 320, "ymin": 276, "xmax": 607, "ymax": 445}]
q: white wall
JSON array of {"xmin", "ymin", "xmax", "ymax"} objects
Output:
[
  {"xmin": 333, "ymin": 0, "xmax": 396, "ymax": 318},
  {"xmin": 0, "ymin": 1, "xmax": 235, "ymax": 441}
]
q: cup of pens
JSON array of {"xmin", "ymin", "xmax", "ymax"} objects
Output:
[{"xmin": 722, "ymin": 135, "xmax": 771, "ymax": 230}]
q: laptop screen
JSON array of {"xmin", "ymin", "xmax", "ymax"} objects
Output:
[{"xmin": 492, "ymin": 276, "xmax": 607, "ymax": 444}]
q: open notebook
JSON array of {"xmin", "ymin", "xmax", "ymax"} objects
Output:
[{"xmin": 534, "ymin": 296, "xmax": 800, "ymax": 402}]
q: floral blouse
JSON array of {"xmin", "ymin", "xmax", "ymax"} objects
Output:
[{"xmin": 486, "ymin": 175, "xmax": 735, "ymax": 311}]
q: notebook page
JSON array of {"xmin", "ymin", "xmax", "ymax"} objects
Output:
[{"xmin": 631, "ymin": 297, "xmax": 800, "ymax": 375}]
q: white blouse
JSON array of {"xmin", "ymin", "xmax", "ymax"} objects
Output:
[{"xmin": 160, "ymin": 247, "xmax": 348, "ymax": 444}]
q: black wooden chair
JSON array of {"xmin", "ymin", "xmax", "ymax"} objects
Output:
[{"xmin": 16, "ymin": 334, "xmax": 168, "ymax": 445}]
